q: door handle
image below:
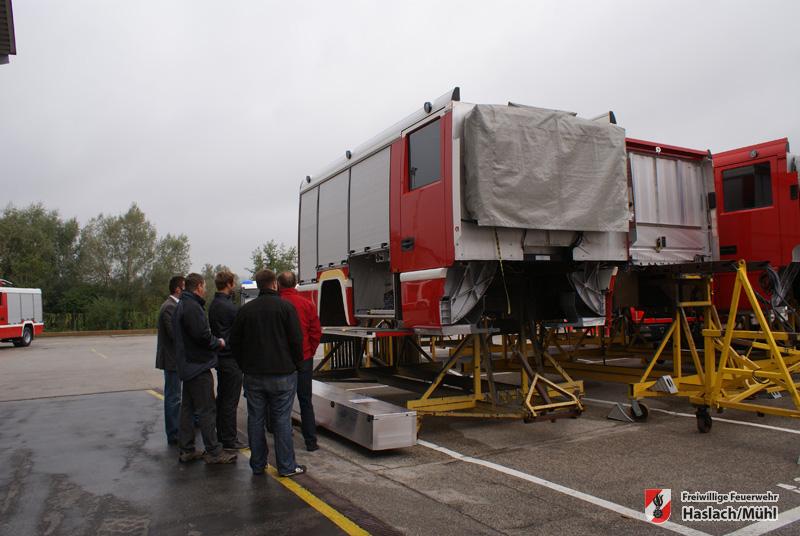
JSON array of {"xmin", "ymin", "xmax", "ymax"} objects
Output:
[
  {"xmin": 401, "ymin": 237, "xmax": 415, "ymax": 251},
  {"xmin": 791, "ymin": 184, "xmax": 798, "ymax": 200}
]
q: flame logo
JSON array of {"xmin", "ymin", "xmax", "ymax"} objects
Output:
[{"xmin": 653, "ymin": 493, "xmax": 664, "ymax": 519}]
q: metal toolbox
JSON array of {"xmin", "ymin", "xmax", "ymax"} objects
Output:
[{"xmin": 293, "ymin": 380, "xmax": 417, "ymax": 450}]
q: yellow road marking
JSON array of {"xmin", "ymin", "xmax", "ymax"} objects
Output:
[
  {"xmin": 91, "ymin": 348, "xmax": 109, "ymax": 359},
  {"xmin": 241, "ymin": 449, "xmax": 369, "ymax": 536},
  {"xmin": 144, "ymin": 389, "xmax": 369, "ymax": 536}
]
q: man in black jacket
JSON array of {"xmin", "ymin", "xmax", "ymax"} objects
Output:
[
  {"xmin": 230, "ymin": 268, "xmax": 305, "ymax": 477},
  {"xmin": 209, "ymin": 270, "xmax": 245, "ymax": 449},
  {"xmin": 155, "ymin": 275, "xmax": 184, "ymax": 444},
  {"xmin": 173, "ymin": 273, "xmax": 236, "ymax": 464}
]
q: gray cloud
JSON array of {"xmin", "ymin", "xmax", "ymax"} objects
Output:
[{"xmin": 2, "ymin": 0, "xmax": 798, "ymax": 275}]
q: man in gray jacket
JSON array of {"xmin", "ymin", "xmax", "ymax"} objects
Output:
[{"xmin": 155, "ymin": 275, "xmax": 184, "ymax": 444}]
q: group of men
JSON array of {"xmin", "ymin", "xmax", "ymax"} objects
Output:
[{"xmin": 155, "ymin": 268, "xmax": 322, "ymax": 477}]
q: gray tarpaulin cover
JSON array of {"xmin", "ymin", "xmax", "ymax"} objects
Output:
[{"xmin": 463, "ymin": 104, "xmax": 630, "ymax": 232}]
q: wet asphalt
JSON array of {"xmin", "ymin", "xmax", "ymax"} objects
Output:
[
  {"xmin": 0, "ymin": 389, "xmax": 343, "ymax": 536},
  {"xmin": 4, "ymin": 335, "xmax": 800, "ymax": 535}
]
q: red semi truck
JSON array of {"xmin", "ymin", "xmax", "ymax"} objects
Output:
[{"xmin": 0, "ymin": 280, "xmax": 44, "ymax": 347}]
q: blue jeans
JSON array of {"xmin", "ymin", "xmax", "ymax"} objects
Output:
[
  {"xmin": 244, "ymin": 373, "xmax": 298, "ymax": 475},
  {"xmin": 296, "ymin": 359, "xmax": 317, "ymax": 447},
  {"xmin": 164, "ymin": 370, "xmax": 181, "ymax": 442}
]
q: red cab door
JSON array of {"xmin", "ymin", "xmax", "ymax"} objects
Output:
[
  {"xmin": 715, "ymin": 156, "xmax": 781, "ymax": 308},
  {"xmin": 716, "ymin": 156, "xmax": 781, "ymax": 264},
  {"xmin": 390, "ymin": 112, "xmax": 454, "ymax": 273}
]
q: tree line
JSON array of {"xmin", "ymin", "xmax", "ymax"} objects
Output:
[{"xmin": 0, "ymin": 203, "xmax": 297, "ymax": 331}]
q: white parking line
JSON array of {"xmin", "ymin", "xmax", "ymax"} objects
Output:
[
  {"xmin": 91, "ymin": 348, "xmax": 109, "ymax": 360},
  {"xmin": 417, "ymin": 439, "xmax": 711, "ymax": 536},
  {"xmin": 583, "ymin": 397, "xmax": 800, "ymax": 436}
]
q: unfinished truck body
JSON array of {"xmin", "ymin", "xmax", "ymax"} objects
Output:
[
  {"xmin": 298, "ymin": 88, "xmax": 716, "ymax": 331},
  {"xmin": 293, "ymin": 88, "xmax": 717, "ymax": 444}
]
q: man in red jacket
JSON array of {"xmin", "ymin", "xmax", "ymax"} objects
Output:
[{"xmin": 278, "ymin": 271, "xmax": 322, "ymax": 451}]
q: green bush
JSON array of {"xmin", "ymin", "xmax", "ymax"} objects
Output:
[{"xmin": 84, "ymin": 297, "xmax": 127, "ymax": 330}]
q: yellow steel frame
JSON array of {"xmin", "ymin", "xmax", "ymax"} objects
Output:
[
  {"xmin": 560, "ymin": 260, "xmax": 800, "ymax": 420},
  {"xmin": 406, "ymin": 333, "xmax": 584, "ymax": 421}
]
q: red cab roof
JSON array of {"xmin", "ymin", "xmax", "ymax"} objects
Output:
[{"xmin": 713, "ymin": 138, "xmax": 789, "ymax": 168}]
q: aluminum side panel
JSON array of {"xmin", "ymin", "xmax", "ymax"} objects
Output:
[
  {"xmin": 20, "ymin": 293, "xmax": 33, "ymax": 321},
  {"xmin": 317, "ymin": 170, "xmax": 349, "ymax": 268},
  {"xmin": 6, "ymin": 292, "xmax": 21, "ymax": 324},
  {"xmin": 629, "ymin": 153, "xmax": 714, "ymax": 263},
  {"xmin": 299, "ymin": 188, "xmax": 319, "ymax": 283},
  {"xmin": 455, "ymin": 223, "xmax": 523, "ymax": 261},
  {"xmin": 349, "ymin": 147, "xmax": 390, "ymax": 254},
  {"xmin": 33, "ymin": 293, "xmax": 43, "ymax": 322}
]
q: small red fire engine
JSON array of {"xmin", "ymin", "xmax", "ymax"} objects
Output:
[{"xmin": 0, "ymin": 279, "xmax": 44, "ymax": 347}]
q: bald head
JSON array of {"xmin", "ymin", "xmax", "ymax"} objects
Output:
[{"xmin": 277, "ymin": 271, "xmax": 297, "ymax": 289}]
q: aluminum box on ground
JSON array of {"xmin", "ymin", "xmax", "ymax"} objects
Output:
[{"xmin": 293, "ymin": 380, "xmax": 417, "ymax": 451}]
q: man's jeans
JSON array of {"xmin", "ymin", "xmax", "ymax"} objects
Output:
[
  {"xmin": 178, "ymin": 370, "xmax": 222, "ymax": 456},
  {"xmin": 163, "ymin": 370, "xmax": 181, "ymax": 442},
  {"xmin": 215, "ymin": 357, "xmax": 243, "ymax": 446},
  {"xmin": 296, "ymin": 359, "xmax": 317, "ymax": 447},
  {"xmin": 244, "ymin": 372, "xmax": 298, "ymax": 475}
]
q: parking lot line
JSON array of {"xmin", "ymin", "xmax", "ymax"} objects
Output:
[
  {"xmin": 145, "ymin": 389, "xmax": 369, "ymax": 536},
  {"xmin": 418, "ymin": 439, "xmax": 711, "ymax": 536},
  {"xmin": 584, "ymin": 397, "xmax": 800, "ymax": 435},
  {"xmin": 240, "ymin": 449, "xmax": 369, "ymax": 536},
  {"xmin": 724, "ymin": 503, "xmax": 800, "ymax": 536},
  {"xmin": 91, "ymin": 347, "xmax": 109, "ymax": 359}
]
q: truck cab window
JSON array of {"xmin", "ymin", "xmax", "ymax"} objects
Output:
[
  {"xmin": 408, "ymin": 118, "xmax": 441, "ymax": 190},
  {"xmin": 722, "ymin": 162, "xmax": 772, "ymax": 212}
]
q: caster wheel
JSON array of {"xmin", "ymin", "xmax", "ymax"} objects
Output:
[{"xmin": 696, "ymin": 407, "xmax": 712, "ymax": 433}]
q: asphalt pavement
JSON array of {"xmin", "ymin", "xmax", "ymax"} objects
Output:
[{"xmin": 2, "ymin": 335, "xmax": 800, "ymax": 536}]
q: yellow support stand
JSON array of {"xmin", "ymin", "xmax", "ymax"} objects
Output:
[
  {"xmin": 630, "ymin": 260, "xmax": 800, "ymax": 430},
  {"xmin": 406, "ymin": 332, "xmax": 584, "ymax": 422}
]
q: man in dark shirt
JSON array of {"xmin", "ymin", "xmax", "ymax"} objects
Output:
[
  {"xmin": 209, "ymin": 270, "xmax": 245, "ymax": 450},
  {"xmin": 155, "ymin": 275, "xmax": 184, "ymax": 444},
  {"xmin": 230, "ymin": 269, "xmax": 305, "ymax": 477},
  {"xmin": 174, "ymin": 273, "xmax": 236, "ymax": 464}
]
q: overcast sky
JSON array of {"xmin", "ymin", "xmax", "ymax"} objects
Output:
[{"xmin": 2, "ymin": 0, "xmax": 799, "ymax": 276}]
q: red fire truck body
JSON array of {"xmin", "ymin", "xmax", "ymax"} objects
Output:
[
  {"xmin": 0, "ymin": 281, "xmax": 44, "ymax": 347},
  {"xmin": 297, "ymin": 89, "xmax": 716, "ymax": 332},
  {"xmin": 713, "ymin": 138, "xmax": 800, "ymax": 308}
]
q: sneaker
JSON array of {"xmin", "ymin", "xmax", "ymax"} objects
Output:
[
  {"xmin": 305, "ymin": 442, "xmax": 319, "ymax": 452},
  {"xmin": 223, "ymin": 440, "xmax": 248, "ymax": 450},
  {"xmin": 279, "ymin": 465, "xmax": 307, "ymax": 478},
  {"xmin": 178, "ymin": 450, "xmax": 204, "ymax": 463},
  {"xmin": 251, "ymin": 467, "xmax": 265, "ymax": 476},
  {"xmin": 204, "ymin": 450, "xmax": 238, "ymax": 464}
]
